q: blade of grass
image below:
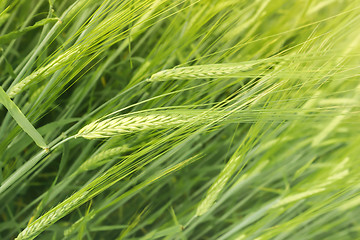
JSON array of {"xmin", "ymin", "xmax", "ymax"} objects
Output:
[
  {"xmin": 0, "ymin": 86, "xmax": 48, "ymax": 150},
  {"xmin": 0, "ymin": 18, "xmax": 59, "ymax": 45}
]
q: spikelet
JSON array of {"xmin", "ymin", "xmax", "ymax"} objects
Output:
[
  {"xmin": 8, "ymin": 46, "xmax": 82, "ymax": 98},
  {"xmin": 75, "ymin": 113, "xmax": 199, "ymax": 139},
  {"xmin": 15, "ymin": 191, "xmax": 88, "ymax": 240},
  {"xmin": 147, "ymin": 62, "xmax": 260, "ymax": 81}
]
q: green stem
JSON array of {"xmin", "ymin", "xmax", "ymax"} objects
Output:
[{"xmin": 0, "ymin": 136, "xmax": 74, "ymax": 197}]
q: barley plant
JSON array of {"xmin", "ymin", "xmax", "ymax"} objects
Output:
[{"xmin": 1, "ymin": 0, "xmax": 360, "ymax": 239}]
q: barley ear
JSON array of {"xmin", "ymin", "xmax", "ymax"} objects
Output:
[
  {"xmin": 196, "ymin": 154, "xmax": 241, "ymax": 216},
  {"xmin": 7, "ymin": 46, "xmax": 82, "ymax": 98},
  {"xmin": 78, "ymin": 146, "xmax": 129, "ymax": 172},
  {"xmin": 75, "ymin": 113, "xmax": 198, "ymax": 139},
  {"xmin": 15, "ymin": 191, "xmax": 88, "ymax": 240},
  {"xmin": 148, "ymin": 62, "xmax": 259, "ymax": 82}
]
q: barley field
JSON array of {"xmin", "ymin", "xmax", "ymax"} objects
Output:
[{"xmin": 1, "ymin": 0, "xmax": 360, "ymax": 239}]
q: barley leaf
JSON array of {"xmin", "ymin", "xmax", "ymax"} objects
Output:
[
  {"xmin": 0, "ymin": 18, "xmax": 59, "ymax": 45},
  {"xmin": 0, "ymin": 86, "xmax": 48, "ymax": 150}
]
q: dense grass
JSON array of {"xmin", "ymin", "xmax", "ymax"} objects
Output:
[{"xmin": 1, "ymin": 0, "xmax": 360, "ymax": 239}]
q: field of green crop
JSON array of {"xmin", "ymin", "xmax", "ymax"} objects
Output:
[{"xmin": 1, "ymin": 0, "xmax": 360, "ymax": 239}]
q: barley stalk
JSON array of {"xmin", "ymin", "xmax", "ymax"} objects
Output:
[
  {"xmin": 63, "ymin": 211, "xmax": 96, "ymax": 237},
  {"xmin": 15, "ymin": 191, "xmax": 88, "ymax": 240},
  {"xmin": 147, "ymin": 62, "xmax": 261, "ymax": 81},
  {"xmin": 75, "ymin": 113, "xmax": 200, "ymax": 139}
]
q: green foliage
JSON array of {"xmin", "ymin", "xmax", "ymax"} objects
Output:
[{"xmin": 1, "ymin": 0, "xmax": 360, "ymax": 239}]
